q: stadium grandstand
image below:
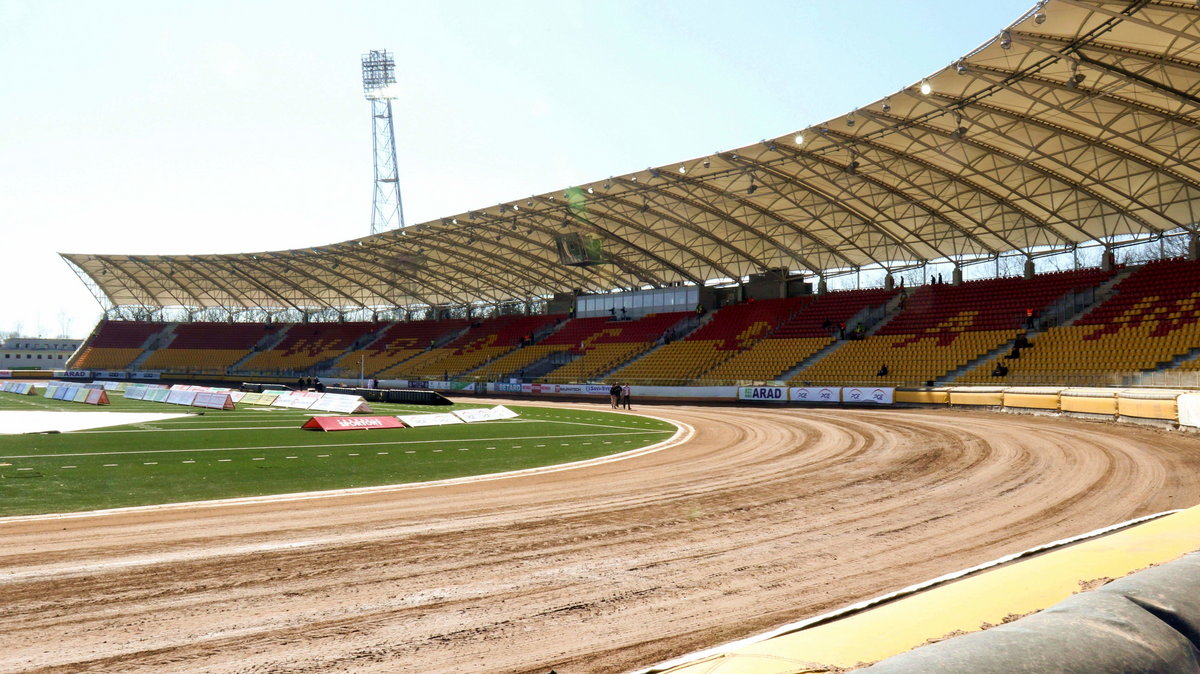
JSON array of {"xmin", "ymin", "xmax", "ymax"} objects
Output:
[{"xmin": 57, "ymin": 0, "xmax": 1200, "ymax": 391}]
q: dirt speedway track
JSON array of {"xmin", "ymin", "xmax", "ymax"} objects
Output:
[{"xmin": 4, "ymin": 401, "xmax": 1200, "ymax": 673}]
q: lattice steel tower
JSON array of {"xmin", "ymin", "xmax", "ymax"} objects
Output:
[{"xmin": 362, "ymin": 49, "xmax": 406, "ymax": 235}]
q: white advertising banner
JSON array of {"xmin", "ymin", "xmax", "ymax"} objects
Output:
[
  {"xmin": 453, "ymin": 405, "xmax": 520, "ymax": 423},
  {"xmin": 789, "ymin": 387, "xmax": 842, "ymax": 403},
  {"xmin": 166, "ymin": 389, "xmax": 198, "ymax": 406},
  {"xmin": 192, "ymin": 392, "xmax": 233, "ymax": 410},
  {"xmin": 841, "ymin": 386, "xmax": 894, "ymax": 404},
  {"xmin": 272, "ymin": 391, "xmax": 321, "ymax": 409},
  {"xmin": 1178, "ymin": 392, "xmax": 1200, "ymax": 428},
  {"xmin": 313, "ymin": 394, "xmax": 372, "ymax": 414},
  {"xmin": 397, "ymin": 412, "xmax": 464, "ymax": 427}
]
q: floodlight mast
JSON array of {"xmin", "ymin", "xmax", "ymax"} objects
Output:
[{"xmin": 362, "ymin": 49, "xmax": 406, "ymax": 235}]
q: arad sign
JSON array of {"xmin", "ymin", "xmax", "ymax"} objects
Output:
[{"xmin": 738, "ymin": 386, "xmax": 787, "ymax": 402}]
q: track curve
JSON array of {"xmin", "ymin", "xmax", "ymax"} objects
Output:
[{"xmin": 3, "ymin": 401, "xmax": 1200, "ymax": 673}]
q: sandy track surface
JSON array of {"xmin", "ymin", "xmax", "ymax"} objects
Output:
[{"xmin": 3, "ymin": 401, "xmax": 1200, "ymax": 673}]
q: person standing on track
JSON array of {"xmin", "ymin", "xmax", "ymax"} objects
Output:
[
  {"xmin": 609, "ymin": 383, "xmax": 621, "ymax": 408},
  {"xmin": 621, "ymin": 383, "xmax": 632, "ymax": 410}
]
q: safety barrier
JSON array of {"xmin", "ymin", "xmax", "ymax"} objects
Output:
[
  {"xmin": 1001, "ymin": 386, "xmax": 1064, "ymax": 411},
  {"xmin": 865, "ymin": 552, "xmax": 1200, "ymax": 673},
  {"xmin": 947, "ymin": 386, "xmax": 1005, "ymax": 406},
  {"xmin": 895, "ymin": 387, "xmax": 950, "ymax": 405},
  {"xmin": 1116, "ymin": 388, "xmax": 1180, "ymax": 422},
  {"xmin": 1059, "ymin": 387, "xmax": 1119, "ymax": 416}
]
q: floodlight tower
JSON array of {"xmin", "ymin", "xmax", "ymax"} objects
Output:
[{"xmin": 362, "ymin": 49, "xmax": 406, "ymax": 235}]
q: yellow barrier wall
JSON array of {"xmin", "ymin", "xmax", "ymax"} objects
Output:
[
  {"xmin": 895, "ymin": 389, "xmax": 950, "ymax": 405},
  {"xmin": 949, "ymin": 387, "xmax": 1004, "ymax": 406},
  {"xmin": 1002, "ymin": 387, "xmax": 1063, "ymax": 411},
  {"xmin": 1117, "ymin": 396, "xmax": 1178, "ymax": 421},
  {"xmin": 1060, "ymin": 392, "xmax": 1118, "ymax": 416}
]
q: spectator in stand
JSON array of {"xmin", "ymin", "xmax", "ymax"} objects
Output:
[
  {"xmin": 609, "ymin": 383, "xmax": 621, "ymax": 409},
  {"xmin": 838, "ymin": 322, "xmax": 846, "ymax": 340},
  {"xmin": 1014, "ymin": 332, "xmax": 1032, "ymax": 349},
  {"xmin": 853, "ymin": 323, "xmax": 865, "ymax": 339},
  {"xmin": 877, "ymin": 363, "xmax": 889, "ymax": 377},
  {"xmin": 822, "ymin": 317, "xmax": 833, "ymax": 332},
  {"xmin": 1025, "ymin": 308, "xmax": 1037, "ymax": 329},
  {"xmin": 621, "ymin": 383, "xmax": 632, "ymax": 410},
  {"xmin": 314, "ymin": 378, "xmax": 325, "ymax": 392},
  {"xmin": 696, "ymin": 303, "xmax": 706, "ymax": 317},
  {"xmin": 992, "ymin": 363, "xmax": 1009, "ymax": 377}
]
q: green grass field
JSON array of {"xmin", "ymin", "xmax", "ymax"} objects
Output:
[{"xmin": 0, "ymin": 391, "xmax": 676, "ymax": 517}]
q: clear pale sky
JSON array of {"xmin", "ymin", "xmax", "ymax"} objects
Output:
[{"xmin": 1, "ymin": 0, "xmax": 1033, "ymax": 338}]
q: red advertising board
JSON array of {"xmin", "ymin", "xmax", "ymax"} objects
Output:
[{"xmin": 301, "ymin": 415, "xmax": 405, "ymax": 432}]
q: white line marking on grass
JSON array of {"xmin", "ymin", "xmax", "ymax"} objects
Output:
[
  {"xmin": 286, "ymin": 456, "xmax": 298, "ymax": 459},
  {"xmin": 433, "ymin": 449, "xmax": 443, "ymax": 453},
  {"xmin": 17, "ymin": 468, "xmax": 32, "ymax": 471},
  {"xmin": 457, "ymin": 448, "xmax": 468, "ymax": 451},
  {"xmin": 144, "ymin": 462, "xmax": 157, "ymax": 465},
  {"xmin": 0, "ymin": 431, "xmax": 672, "ymax": 460},
  {"xmin": 404, "ymin": 451, "xmax": 415, "ymax": 454},
  {"xmin": 252, "ymin": 458, "xmax": 265, "ymax": 461},
  {"xmin": 62, "ymin": 466, "xmax": 76, "ymax": 469},
  {"xmin": 377, "ymin": 452, "xmax": 388, "ymax": 455},
  {"xmin": 77, "ymin": 425, "xmax": 302, "ymax": 434},
  {"xmin": 317, "ymin": 454, "xmax": 329, "ymax": 458},
  {"xmin": 183, "ymin": 460, "xmax": 195, "ymax": 463},
  {"xmin": 218, "ymin": 459, "xmax": 231, "ymax": 462},
  {"xmin": 104, "ymin": 464, "xmax": 117, "ymax": 467},
  {"xmin": 348, "ymin": 453, "xmax": 359, "ymax": 456}
]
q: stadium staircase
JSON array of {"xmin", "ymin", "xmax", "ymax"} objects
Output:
[
  {"xmin": 777, "ymin": 339, "xmax": 846, "ymax": 384},
  {"xmin": 126, "ymin": 324, "xmax": 176, "ymax": 370},
  {"xmin": 308, "ymin": 322, "xmax": 396, "ymax": 376},
  {"xmin": 535, "ymin": 311, "xmax": 697, "ymax": 383},
  {"xmin": 776, "ymin": 290, "xmax": 902, "ymax": 384},
  {"xmin": 460, "ymin": 317, "xmax": 572, "ymax": 380},
  {"xmin": 583, "ymin": 311, "xmax": 711, "ymax": 383},
  {"xmin": 227, "ymin": 325, "xmax": 291, "ymax": 373}
]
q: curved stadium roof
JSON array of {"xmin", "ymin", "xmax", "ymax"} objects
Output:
[{"xmin": 64, "ymin": 0, "xmax": 1200, "ymax": 314}]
